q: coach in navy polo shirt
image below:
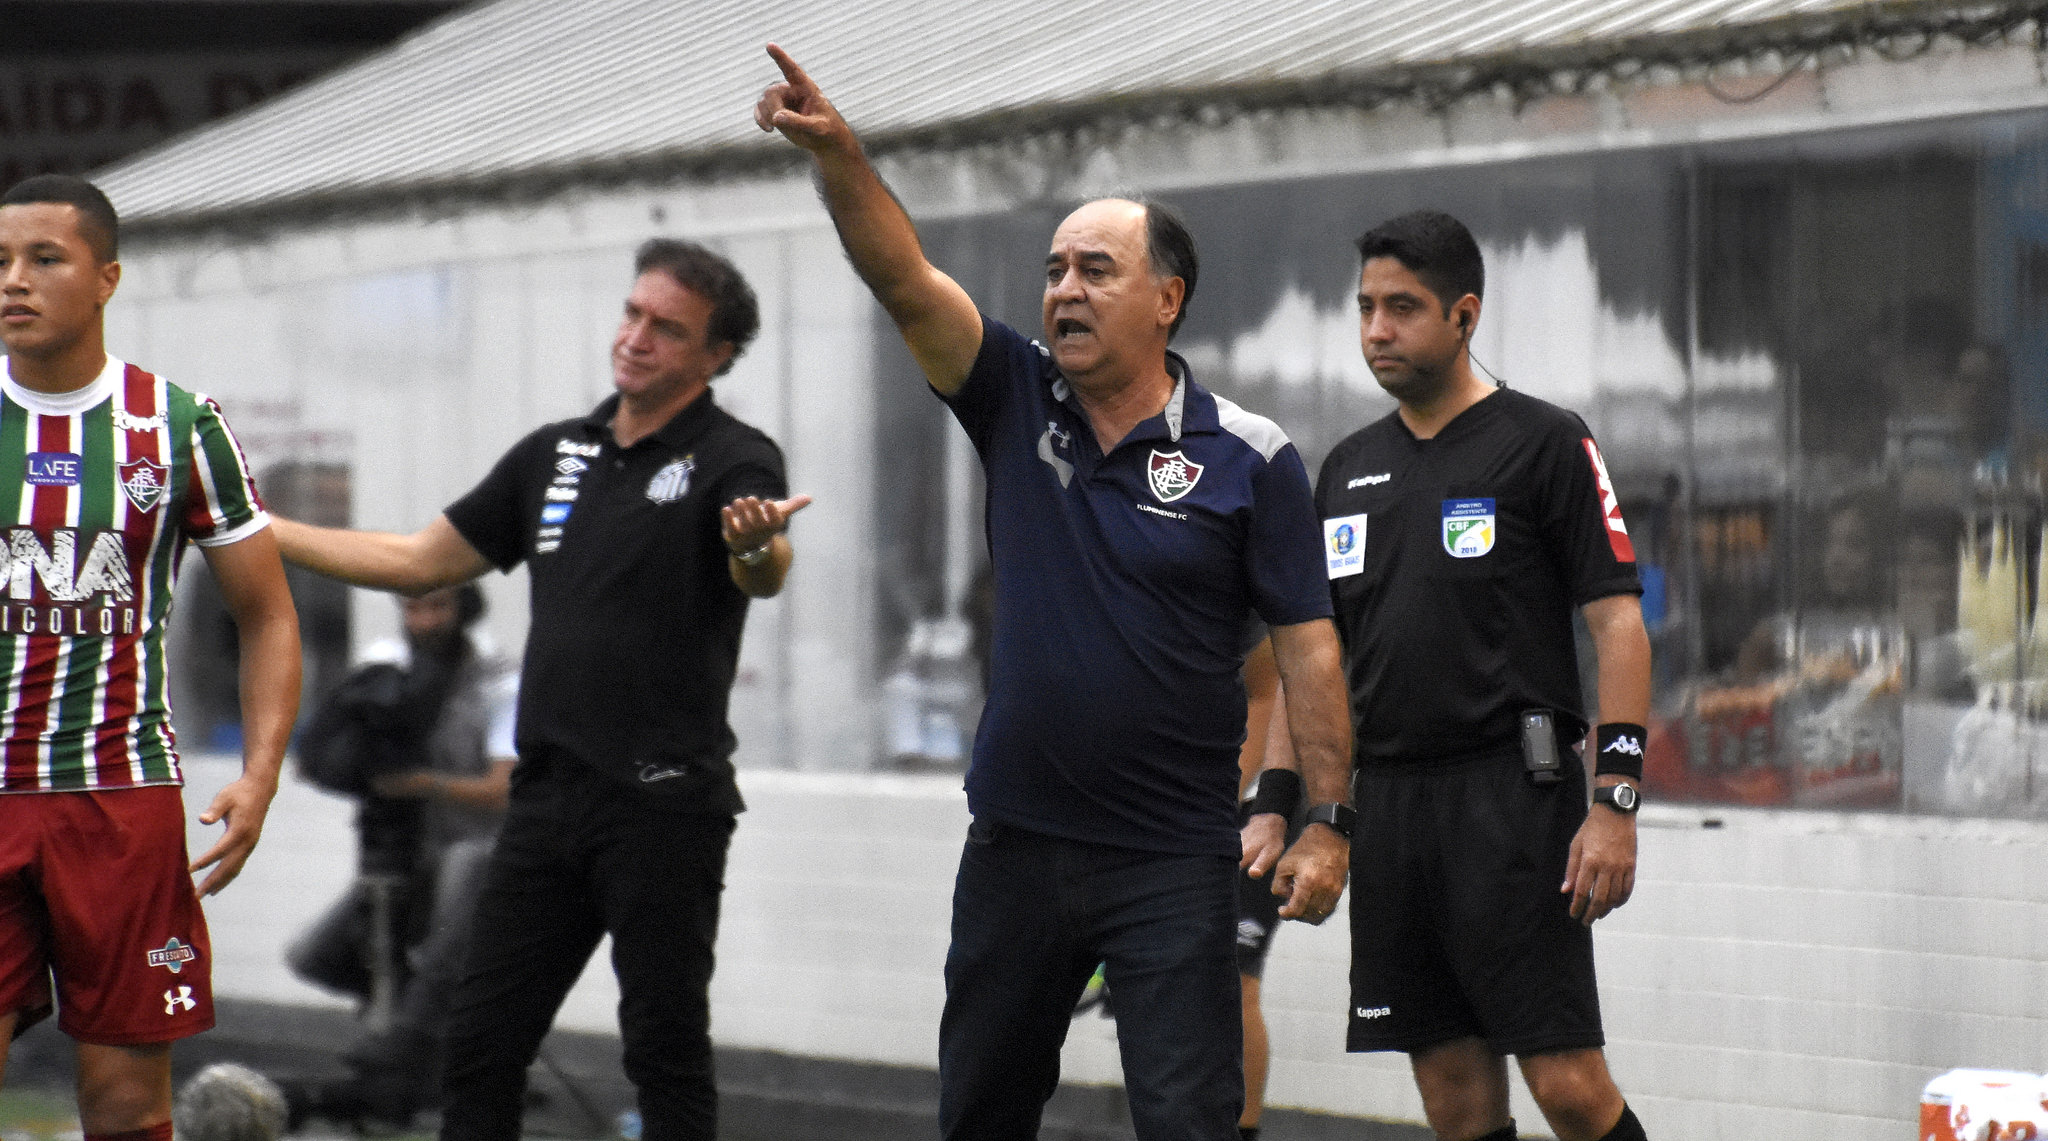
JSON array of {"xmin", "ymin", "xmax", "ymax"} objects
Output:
[{"xmin": 759, "ymin": 47, "xmax": 1354, "ymax": 1141}]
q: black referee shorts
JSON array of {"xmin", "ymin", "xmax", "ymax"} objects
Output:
[{"xmin": 1345, "ymin": 752, "xmax": 1604, "ymax": 1057}]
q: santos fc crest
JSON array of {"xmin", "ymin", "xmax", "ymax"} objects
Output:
[{"xmin": 1146, "ymin": 449, "xmax": 1203, "ymax": 503}]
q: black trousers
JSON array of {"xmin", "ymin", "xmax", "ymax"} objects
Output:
[
  {"xmin": 939, "ymin": 820, "xmax": 1242, "ymax": 1141},
  {"xmin": 438, "ymin": 756, "xmax": 735, "ymax": 1141}
]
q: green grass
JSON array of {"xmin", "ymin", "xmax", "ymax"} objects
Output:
[{"xmin": 0, "ymin": 1087, "xmax": 78, "ymax": 1141}]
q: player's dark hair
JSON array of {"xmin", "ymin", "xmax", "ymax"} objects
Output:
[
  {"xmin": 1136, "ymin": 198, "xmax": 1198, "ymax": 340},
  {"xmin": 1354, "ymin": 210, "xmax": 1483, "ymax": 316},
  {"xmin": 633, "ymin": 238, "xmax": 759, "ymax": 375},
  {"xmin": 2, "ymin": 174, "xmax": 118, "ymax": 263}
]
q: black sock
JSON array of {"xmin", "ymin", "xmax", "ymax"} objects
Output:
[
  {"xmin": 1469, "ymin": 1123, "xmax": 1517, "ymax": 1141},
  {"xmin": 1596, "ymin": 1103, "xmax": 1646, "ymax": 1141}
]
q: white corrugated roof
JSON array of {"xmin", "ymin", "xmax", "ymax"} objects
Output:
[{"xmin": 94, "ymin": 0, "xmax": 1985, "ymax": 227}]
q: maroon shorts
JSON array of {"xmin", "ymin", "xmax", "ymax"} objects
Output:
[{"xmin": 0, "ymin": 786, "xmax": 215, "ymax": 1045}]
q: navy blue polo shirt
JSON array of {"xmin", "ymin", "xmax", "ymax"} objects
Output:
[{"xmin": 944, "ymin": 316, "xmax": 1330, "ymax": 855}]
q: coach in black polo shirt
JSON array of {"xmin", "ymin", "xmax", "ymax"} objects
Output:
[
  {"xmin": 1308, "ymin": 210, "xmax": 1653, "ymax": 1141},
  {"xmin": 759, "ymin": 49, "xmax": 1354, "ymax": 1141},
  {"xmin": 273, "ymin": 238, "xmax": 809, "ymax": 1141}
]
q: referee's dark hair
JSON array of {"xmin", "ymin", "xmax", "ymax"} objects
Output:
[
  {"xmin": 1134, "ymin": 198, "xmax": 1198, "ymax": 340},
  {"xmin": 2, "ymin": 174, "xmax": 118, "ymax": 263},
  {"xmin": 1355, "ymin": 210, "xmax": 1483, "ymax": 317},
  {"xmin": 633, "ymin": 238, "xmax": 760, "ymax": 375}
]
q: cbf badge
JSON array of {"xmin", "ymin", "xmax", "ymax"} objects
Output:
[
  {"xmin": 1147, "ymin": 449, "xmax": 1203, "ymax": 503},
  {"xmin": 1324, "ymin": 513, "xmax": 1368, "ymax": 579},
  {"xmin": 1441, "ymin": 498, "xmax": 1496, "ymax": 558}
]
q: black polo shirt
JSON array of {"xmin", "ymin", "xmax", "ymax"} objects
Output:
[
  {"xmin": 1314, "ymin": 388, "xmax": 1639, "ymax": 769},
  {"xmin": 445, "ymin": 388, "xmax": 786, "ymax": 811}
]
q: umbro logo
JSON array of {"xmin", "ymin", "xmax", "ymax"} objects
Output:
[{"xmin": 555, "ymin": 456, "xmax": 589, "ymax": 476}]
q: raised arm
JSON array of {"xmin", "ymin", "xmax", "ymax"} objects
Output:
[
  {"xmin": 271, "ymin": 514, "xmax": 492, "ymax": 596},
  {"xmin": 756, "ymin": 44, "xmax": 983, "ymax": 394},
  {"xmin": 189, "ymin": 527, "xmax": 303, "ymax": 895}
]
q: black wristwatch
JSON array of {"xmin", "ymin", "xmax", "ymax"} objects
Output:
[
  {"xmin": 1592, "ymin": 783, "xmax": 1640, "ymax": 814},
  {"xmin": 1304, "ymin": 802, "xmax": 1357, "ymax": 839}
]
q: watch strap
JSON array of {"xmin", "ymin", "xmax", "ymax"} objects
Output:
[
  {"xmin": 1305, "ymin": 802, "xmax": 1356, "ymax": 839},
  {"xmin": 1592, "ymin": 783, "xmax": 1641, "ymax": 814}
]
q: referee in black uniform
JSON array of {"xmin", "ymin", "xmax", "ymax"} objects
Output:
[
  {"xmin": 1294, "ymin": 211, "xmax": 1653, "ymax": 1141},
  {"xmin": 274, "ymin": 239, "xmax": 810, "ymax": 1141}
]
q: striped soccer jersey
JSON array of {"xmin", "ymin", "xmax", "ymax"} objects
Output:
[{"xmin": 0, "ymin": 355, "xmax": 268, "ymax": 793}]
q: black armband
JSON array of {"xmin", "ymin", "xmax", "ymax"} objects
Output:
[
  {"xmin": 1245, "ymin": 768, "xmax": 1303, "ymax": 818},
  {"xmin": 1594, "ymin": 722, "xmax": 1647, "ymax": 780}
]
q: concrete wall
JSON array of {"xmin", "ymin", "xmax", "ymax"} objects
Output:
[{"xmin": 185, "ymin": 755, "xmax": 2048, "ymax": 1140}]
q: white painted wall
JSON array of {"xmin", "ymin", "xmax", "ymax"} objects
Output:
[{"xmin": 186, "ymin": 756, "xmax": 2048, "ymax": 1140}]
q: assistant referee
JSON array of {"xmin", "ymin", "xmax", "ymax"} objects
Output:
[{"xmin": 1310, "ymin": 211, "xmax": 1653, "ymax": 1141}]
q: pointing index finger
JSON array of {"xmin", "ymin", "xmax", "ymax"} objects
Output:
[{"xmin": 765, "ymin": 43, "xmax": 814, "ymax": 90}]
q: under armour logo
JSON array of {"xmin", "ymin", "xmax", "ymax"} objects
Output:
[{"xmin": 164, "ymin": 986, "xmax": 195, "ymax": 1015}]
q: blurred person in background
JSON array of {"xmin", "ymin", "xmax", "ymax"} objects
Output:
[{"xmin": 281, "ymin": 583, "xmax": 515, "ymax": 1129}]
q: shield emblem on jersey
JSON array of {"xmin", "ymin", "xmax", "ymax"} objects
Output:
[
  {"xmin": 1147, "ymin": 449, "xmax": 1203, "ymax": 503},
  {"xmin": 645, "ymin": 457, "xmax": 693, "ymax": 504},
  {"xmin": 1441, "ymin": 498, "xmax": 1495, "ymax": 558},
  {"xmin": 119, "ymin": 459, "xmax": 168, "ymax": 514}
]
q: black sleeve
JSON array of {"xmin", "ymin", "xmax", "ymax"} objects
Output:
[
  {"xmin": 1540, "ymin": 413, "xmax": 1642, "ymax": 605},
  {"xmin": 444, "ymin": 433, "xmax": 544, "ymax": 572},
  {"xmin": 708, "ymin": 430, "xmax": 789, "ymax": 508}
]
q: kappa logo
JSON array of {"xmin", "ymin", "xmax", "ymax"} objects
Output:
[
  {"xmin": 1236, "ymin": 919, "xmax": 1268, "ymax": 948},
  {"xmin": 554, "ymin": 456, "xmax": 589, "ymax": 477},
  {"xmin": 1037, "ymin": 423, "xmax": 1074, "ymax": 489},
  {"xmin": 164, "ymin": 986, "xmax": 196, "ymax": 1015},
  {"xmin": 119, "ymin": 458, "xmax": 168, "ymax": 513},
  {"xmin": 1355, "ymin": 1006, "xmax": 1391, "ymax": 1020},
  {"xmin": 1146, "ymin": 449, "xmax": 1203, "ymax": 503},
  {"xmin": 113, "ymin": 410, "xmax": 165, "ymax": 432},
  {"xmin": 555, "ymin": 439, "xmax": 601, "ymax": 458},
  {"xmin": 646, "ymin": 457, "xmax": 693, "ymax": 504},
  {"xmin": 1602, "ymin": 734, "xmax": 1645, "ymax": 758},
  {"xmin": 1347, "ymin": 473, "xmax": 1391, "ymax": 489},
  {"xmin": 147, "ymin": 937, "xmax": 197, "ymax": 974}
]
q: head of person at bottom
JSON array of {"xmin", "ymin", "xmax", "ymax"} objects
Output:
[
  {"xmin": 401, "ymin": 583, "xmax": 485, "ymax": 660},
  {"xmin": 1353, "ymin": 209, "xmax": 1486, "ymax": 410},
  {"xmin": 1040, "ymin": 196, "xmax": 1197, "ymax": 393}
]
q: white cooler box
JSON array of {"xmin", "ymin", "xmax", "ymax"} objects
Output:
[{"xmin": 1922, "ymin": 1069, "xmax": 2048, "ymax": 1141}]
